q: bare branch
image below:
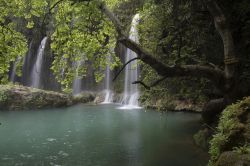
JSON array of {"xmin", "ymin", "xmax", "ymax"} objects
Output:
[
  {"xmin": 113, "ymin": 57, "xmax": 139, "ymax": 81},
  {"xmin": 132, "ymin": 75, "xmax": 168, "ymax": 90},
  {"xmin": 41, "ymin": 0, "xmax": 66, "ymax": 27},
  {"xmin": 132, "ymin": 81, "xmax": 150, "ymax": 90}
]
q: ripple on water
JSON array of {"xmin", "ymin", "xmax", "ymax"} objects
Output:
[
  {"xmin": 20, "ymin": 153, "xmax": 33, "ymax": 158},
  {"xmin": 58, "ymin": 151, "xmax": 69, "ymax": 157},
  {"xmin": 49, "ymin": 162, "xmax": 61, "ymax": 166},
  {"xmin": 46, "ymin": 155, "xmax": 58, "ymax": 161},
  {"xmin": 2, "ymin": 156, "xmax": 13, "ymax": 161},
  {"xmin": 46, "ymin": 138, "xmax": 57, "ymax": 142}
]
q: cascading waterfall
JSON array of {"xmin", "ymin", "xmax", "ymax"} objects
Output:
[
  {"xmin": 10, "ymin": 57, "xmax": 22, "ymax": 83},
  {"xmin": 72, "ymin": 60, "xmax": 83, "ymax": 95},
  {"xmin": 102, "ymin": 54, "xmax": 113, "ymax": 104},
  {"xmin": 22, "ymin": 40, "xmax": 33, "ymax": 85},
  {"xmin": 30, "ymin": 37, "xmax": 48, "ymax": 89},
  {"xmin": 120, "ymin": 14, "xmax": 141, "ymax": 109}
]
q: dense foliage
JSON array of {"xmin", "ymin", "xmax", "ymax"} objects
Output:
[{"xmin": 0, "ymin": 0, "xmax": 122, "ymax": 91}]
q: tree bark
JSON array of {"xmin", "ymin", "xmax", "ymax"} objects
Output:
[{"xmin": 204, "ymin": 0, "xmax": 239, "ymax": 102}]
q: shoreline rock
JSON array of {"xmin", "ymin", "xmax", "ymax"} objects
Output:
[
  {"xmin": 0, "ymin": 84, "xmax": 94, "ymax": 111},
  {"xmin": 142, "ymin": 99, "xmax": 204, "ymax": 113}
]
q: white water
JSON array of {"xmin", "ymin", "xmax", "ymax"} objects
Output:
[
  {"xmin": 10, "ymin": 57, "xmax": 22, "ymax": 83},
  {"xmin": 102, "ymin": 55, "xmax": 113, "ymax": 104},
  {"xmin": 120, "ymin": 14, "xmax": 141, "ymax": 109},
  {"xmin": 72, "ymin": 60, "xmax": 83, "ymax": 95},
  {"xmin": 30, "ymin": 37, "xmax": 48, "ymax": 89}
]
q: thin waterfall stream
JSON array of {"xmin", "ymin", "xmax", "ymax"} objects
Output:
[
  {"xmin": 72, "ymin": 59, "xmax": 83, "ymax": 95},
  {"xmin": 30, "ymin": 37, "xmax": 48, "ymax": 89},
  {"xmin": 10, "ymin": 57, "xmax": 22, "ymax": 83},
  {"xmin": 102, "ymin": 54, "xmax": 113, "ymax": 104}
]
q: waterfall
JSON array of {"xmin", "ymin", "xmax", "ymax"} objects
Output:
[
  {"xmin": 30, "ymin": 37, "xmax": 48, "ymax": 89},
  {"xmin": 102, "ymin": 54, "xmax": 113, "ymax": 104},
  {"xmin": 22, "ymin": 40, "xmax": 33, "ymax": 85},
  {"xmin": 72, "ymin": 60, "xmax": 83, "ymax": 95},
  {"xmin": 120, "ymin": 14, "xmax": 141, "ymax": 109},
  {"xmin": 10, "ymin": 57, "xmax": 22, "ymax": 83}
]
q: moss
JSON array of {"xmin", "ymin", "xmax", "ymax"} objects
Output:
[
  {"xmin": 208, "ymin": 97, "xmax": 250, "ymax": 166},
  {"xmin": 0, "ymin": 90, "xmax": 8, "ymax": 103},
  {"xmin": 0, "ymin": 84, "xmax": 74, "ymax": 111}
]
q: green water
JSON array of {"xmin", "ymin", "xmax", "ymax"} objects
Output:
[{"xmin": 0, "ymin": 104, "xmax": 208, "ymax": 166}]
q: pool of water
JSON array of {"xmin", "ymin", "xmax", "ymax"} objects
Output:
[{"xmin": 0, "ymin": 104, "xmax": 208, "ymax": 166}]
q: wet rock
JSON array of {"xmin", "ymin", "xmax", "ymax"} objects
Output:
[
  {"xmin": 215, "ymin": 151, "xmax": 250, "ymax": 166},
  {"xmin": 0, "ymin": 84, "xmax": 72, "ymax": 110},
  {"xmin": 72, "ymin": 92, "xmax": 95, "ymax": 104}
]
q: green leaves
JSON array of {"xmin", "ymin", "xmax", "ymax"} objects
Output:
[
  {"xmin": 0, "ymin": 0, "xmax": 121, "ymax": 90},
  {"xmin": 26, "ymin": 21, "xmax": 34, "ymax": 28},
  {"xmin": 0, "ymin": 23, "xmax": 27, "ymax": 83},
  {"xmin": 50, "ymin": 0, "xmax": 119, "ymax": 91}
]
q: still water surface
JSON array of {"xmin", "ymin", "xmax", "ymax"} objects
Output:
[{"xmin": 0, "ymin": 104, "xmax": 208, "ymax": 166}]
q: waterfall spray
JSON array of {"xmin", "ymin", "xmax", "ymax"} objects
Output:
[
  {"xmin": 119, "ymin": 14, "xmax": 141, "ymax": 109},
  {"xmin": 102, "ymin": 54, "xmax": 113, "ymax": 104}
]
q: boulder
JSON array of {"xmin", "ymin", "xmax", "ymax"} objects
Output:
[
  {"xmin": 216, "ymin": 151, "xmax": 250, "ymax": 166},
  {"xmin": 0, "ymin": 84, "xmax": 72, "ymax": 110}
]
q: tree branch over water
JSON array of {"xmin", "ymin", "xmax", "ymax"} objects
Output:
[{"xmin": 113, "ymin": 57, "xmax": 139, "ymax": 81}]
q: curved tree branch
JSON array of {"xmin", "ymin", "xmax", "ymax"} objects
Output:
[
  {"xmin": 132, "ymin": 81, "xmax": 150, "ymax": 90},
  {"xmin": 132, "ymin": 75, "xmax": 169, "ymax": 90},
  {"xmin": 113, "ymin": 57, "xmax": 139, "ymax": 81},
  {"xmin": 42, "ymin": 0, "xmax": 65, "ymax": 27}
]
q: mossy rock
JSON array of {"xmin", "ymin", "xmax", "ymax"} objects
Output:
[
  {"xmin": 215, "ymin": 151, "xmax": 250, "ymax": 166},
  {"xmin": 72, "ymin": 92, "xmax": 95, "ymax": 104},
  {"xmin": 0, "ymin": 84, "xmax": 73, "ymax": 110},
  {"xmin": 208, "ymin": 97, "xmax": 250, "ymax": 166}
]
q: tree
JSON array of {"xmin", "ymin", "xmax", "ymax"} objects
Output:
[{"xmin": 74, "ymin": 0, "xmax": 249, "ymax": 122}]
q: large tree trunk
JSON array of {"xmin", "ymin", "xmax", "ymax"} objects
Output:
[
  {"xmin": 205, "ymin": 0, "xmax": 239, "ymax": 101},
  {"xmin": 201, "ymin": 0, "xmax": 240, "ymax": 123}
]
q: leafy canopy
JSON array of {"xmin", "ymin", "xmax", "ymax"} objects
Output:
[{"xmin": 0, "ymin": 0, "xmax": 121, "ymax": 91}]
